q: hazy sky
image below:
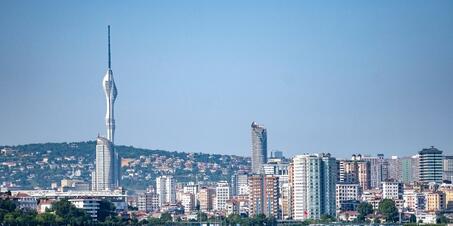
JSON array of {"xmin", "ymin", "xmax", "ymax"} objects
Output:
[{"xmin": 1, "ymin": 1, "xmax": 452, "ymax": 158}]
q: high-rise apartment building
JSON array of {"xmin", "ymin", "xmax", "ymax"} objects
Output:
[
  {"xmin": 251, "ymin": 122, "xmax": 267, "ymax": 174},
  {"xmin": 387, "ymin": 156, "xmax": 402, "ymax": 181},
  {"xmin": 198, "ymin": 187, "xmax": 214, "ymax": 212},
  {"xmin": 262, "ymin": 162, "xmax": 289, "ymax": 219},
  {"xmin": 156, "ymin": 176, "xmax": 176, "ymax": 207},
  {"xmin": 248, "ymin": 174, "xmax": 280, "ymax": 218},
  {"xmin": 137, "ymin": 192, "xmax": 159, "ymax": 212},
  {"xmin": 181, "ymin": 193, "xmax": 195, "ymax": 213},
  {"xmin": 337, "ymin": 155, "xmax": 371, "ymax": 190},
  {"xmin": 92, "ymin": 26, "xmax": 120, "ymax": 191},
  {"xmin": 443, "ymin": 156, "xmax": 453, "ymax": 182},
  {"xmin": 363, "ymin": 154, "xmax": 388, "ymax": 189},
  {"xmin": 419, "ymin": 147, "xmax": 443, "ymax": 184},
  {"xmin": 290, "ymin": 153, "xmax": 336, "ymax": 220},
  {"xmin": 280, "ymin": 181, "xmax": 291, "ymax": 219},
  {"xmin": 401, "ymin": 156, "xmax": 420, "ymax": 184},
  {"xmin": 215, "ymin": 181, "xmax": 230, "ymax": 210},
  {"xmin": 231, "ymin": 172, "xmax": 249, "ymax": 196}
]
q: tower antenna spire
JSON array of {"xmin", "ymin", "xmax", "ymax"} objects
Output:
[{"xmin": 108, "ymin": 25, "xmax": 111, "ymax": 69}]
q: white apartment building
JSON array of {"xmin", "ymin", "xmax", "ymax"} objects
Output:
[
  {"xmin": 69, "ymin": 199, "xmax": 100, "ymax": 219},
  {"xmin": 290, "ymin": 153, "xmax": 336, "ymax": 220},
  {"xmin": 156, "ymin": 175, "xmax": 176, "ymax": 207},
  {"xmin": 336, "ymin": 183, "xmax": 361, "ymax": 211},
  {"xmin": 181, "ymin": 193, "xmax": 195, "ymax": 213},
  {"xmin": 382, "ymin": 180, "xmax": 403, "ymax": 200},
  {"xmin": 215, "ymin": 181, "xmax": 230, "ymax": 211}
]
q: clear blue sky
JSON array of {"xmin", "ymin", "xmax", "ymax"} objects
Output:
[{"xmin": 1, "ymin": 1, "xmax": 452, "ymax": 158}]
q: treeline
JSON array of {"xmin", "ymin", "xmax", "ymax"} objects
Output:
[{"xmin": 0, "ymin": 198, "xmax": 131, "ymax": 226}]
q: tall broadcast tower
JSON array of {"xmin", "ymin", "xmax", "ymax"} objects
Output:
[
  {"xmin": 104, "ymin": 25, "xmax": 117, "ymax": 144},
  {"xmin": 92, "ymin": 26, "xmax": 121, "ymax": 191}
]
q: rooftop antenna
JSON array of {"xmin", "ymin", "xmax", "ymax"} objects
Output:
[{"xmin": 108, "ymin": 25, "xmax": 111, "ymax": 69}]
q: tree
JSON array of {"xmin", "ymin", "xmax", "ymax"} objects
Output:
[
  {"xmin": 36, "ymin": 212, "xmax": 58, "ymax": 225},
  {"xmin": 50, "ymin": 199, "xmax": 91, "ymax": 225},
  {"xmin": 378, "ymin": 199, "xmax": 398, "ymax": 223},
  {"xmin": 147, "ymin": 217, "xmax": 163, "ymax": 225},
  {"xmin": 197, "ymin": 212, "xmax": 208, "ymax": 222},
  {"xmin": 160, "ymin": 212, "xmax": 172, "ymax": 223},
  {"xmin": 97, "ymin": 199, "xmax": 116, "ymax": 222},
  {"xmin": 0, "ymin": 199, "xmax": 16, "ymax": 212},
  {"xmin": 15, "ymin": 209, "xmax": 37, "ymax": 225},
  {"xmin": 438, "ymin": 214, "xmax": 448, "ymax": 224},
  {"xmin": 409, "ymin": 214, "xmax": 417, "ymax": 223},
  {"xmin": 320, "ymin": 214, "xmax": 335, "ymax": 223},
  {"xmin": 0, "ymin": 199, "xmax": 17, "ymax": 223},
  {"xmin": 357, "ymin": 202, "xmax": 373, "ymax": 222}
]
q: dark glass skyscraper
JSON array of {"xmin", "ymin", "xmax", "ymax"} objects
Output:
[{"xmin": 419, "ymin": 147, "xmax": 443, "ymax": 183}]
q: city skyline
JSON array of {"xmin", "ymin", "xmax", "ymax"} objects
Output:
[{"xmin": 1, "ymin": 1, "xmax": 453, "ymax": 158}]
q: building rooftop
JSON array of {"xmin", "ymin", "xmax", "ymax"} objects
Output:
[{"xmin": 419, "ymin": 147, "xmax": 442, "ymax": 155}]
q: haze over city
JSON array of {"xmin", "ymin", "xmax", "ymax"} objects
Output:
[{"xmin": 1, "ymin": 1, "xmax": 453, "ymax": 158}]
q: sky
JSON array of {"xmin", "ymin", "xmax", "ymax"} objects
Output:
[{"xmin": 0, "ymin": 1, "xmax": 452, "ymax": 158}]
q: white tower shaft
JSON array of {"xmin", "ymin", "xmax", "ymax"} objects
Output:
[{"xmin": 103, "ymin": 25, "xmax": 117, "ymax": 144}]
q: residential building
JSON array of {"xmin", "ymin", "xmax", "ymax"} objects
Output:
[
  {"xmin": 69, "ymin": 199, "xmax": 100, "ymax": 219},
  {"xmin": 403, "ymin": 189, "xmax": 425, "ymax": 211},
  {"xmin": 362, "ymin": 154, "xmax": 388, "ymax": 189},
  {"xmin": 361, "ymin": 190, "xmax": 382, "ymax": 210},
  {"xmin": 387, "ymin": 156, "xmax": 401, "ymax": 181},
  {"xmin": 156, "ymin": 175, "xmax": 176, "ymax": 206},
  {"xmin": 248, "ymin": 174, "xmax": 280, "ymax": 218},
  {"xmin": 37, "ymin": 199, "xmax": 54, "ymax": 214},
  {"xmin": 215, "ymin": 181, "xmax": 230, "ymax": 211},
  {"xmin": 262, "ymin": 162, "xmax": 289, "ymax": 176},
  {"xmin": 262, "ymin": 161, "xmax": 289, "ymax": 219},
  {"xmin": 183, "ymin": 183, "xmax": 199, "ymax": 205},
  {"xmin": 290, "ymin": 153, "xmax": 336, "ymax": 220},
  {"xmin": 416, "ymin": 212, "xmax": 437, "ymax": 224},
  {"xmin": 198, "ymin": 187, "xmax": 214, "ymax": 212},
  {"xmin": 425, "ymin": 191, "xmax": 445, "ymax": 212},
  {"xmin": 337, "ymin": 155, "xmax": 371, "ymax": 190},
  {"xmin": 231, "ymin": 172, "xmax": 249, "ymax": 196},
  {"xmin": 137, "ymin": 192, "xmax": 159, "ymax": 212},
  {"xmin": 280, "ymin": 181, "xmax": 291, "ymax": 219},
  {"xmin": 443, "ymin": 156, "xmax": 453, "ymax": 182},
  {"xmin": 11, "ymin": 190, "xmax": 127, "ymax": 212},
  {"xmin": 336, "ymin": 183, "xmax": 361, "ymax": 212},
  {"xmin": 181, "ymin": 193, "xmax": 195, "ymax": 213},
  {"xmin": 226, "ymin": 200, "xmax": 240, "ymax": 215},
  {"xmin": 401, "ymin": 156, "xmax": 418, "ymax": 184},
  {"xmin": 382, "ymin": 180, "xmax": 403, "ymax": 200},
  {"xmin": 13, "ymin": 193, "xmax": 37, "ymax": 210},
  {"xmin": 439, "ymin": 184, "xmax": 453, "ymax": 210}
]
